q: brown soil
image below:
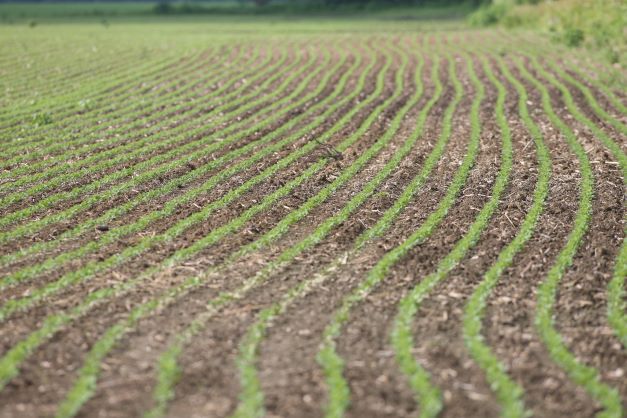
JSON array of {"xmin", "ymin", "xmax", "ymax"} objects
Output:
[
  {"xmin": 0, "ymin": 45, "xmax": 356, "ymax": 266},
  {"xmin": 0, "ymin": 44, "xmax": 319, "ymax": 216},
  {"xmin": 0, "ymin": 32, "xmax": 624, "ymax": 418},
  {"xmin": 0, "ymin": 40, "xmax": 403, "ymax": 417}
]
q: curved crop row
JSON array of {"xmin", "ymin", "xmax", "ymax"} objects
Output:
[
  {"xmin": 54, "ymin": 160, "xmax": 326, "ymax": 418},
  {"xmin": 0, "ymin": 43, "xmax": 286, "ymax": 178},
  {"xmin": 530, "ymin": 56, "xmax": 627, "ymax": 348},
  {"xmin": 0, "ymin": 48, "xmax": 348, "ymax": 271},
  {"xmin": 0, "ymin": 44, "xmax": 190, "ymax": 128},
  {"xmin": 0, "ymin": 46, "xmax": 158, "ymax": 119},
  {"xmin": 0, "ymin": 42, "xmax": 263, "ymax": 159},
  {"xmin": 0, "ymin": 47, "xmax": 253, "ymax": 194},
  {"xmin": 0, "ymin": 47, "xmax": 314, "ymax": 211},
  {"xmin": 0, "ymin": 45, "xmax": 269, "ymax": 185},
  {"xmin": 0, "ymin": 47, "xmax": 336, "ymax": 268},
  {"xmin": 0, "ymin": 33, "xmax": 236, "ymax": 125},
  {"xmin": 144, "ymin": 42, "xmax": 409, "ymax": 418},
  {"xmin": 316, "ymin": 50, "xmax": 468, "ymax": 418},
  {"xmin": 389, "ymin": 49, "xmax": 513, "ymax": 418},
  {"xmin": 544, "ymin": 60, "xmax": 627, "ymax": 136},
  {"xmin": 0, "ymin": 45, "xmax": 325, "ymax": 236},
  {"xmin": 516, "ymin": 56, "xmax": 623, "ymax": 418},
  {"xmin": 228, "ymin": 47, "xmax": 477, "ymax": 418},
  {"xmin": 0, "ymin": 46, "xmax": 352, "ymax": 305},
  {"xmin": 567, "ymin": 65, "xmax": 627, "ymax": 116},
  {"xmin": 461, "ymin": 54, "xmax": 551, "ymax": 418},
  {"xmin": 0, "ymin": 40, "xmax": 380, "ymax": 392},
  {"xmin": 0, "ymin": 42, "xmax": 232, "ymax": 154}
]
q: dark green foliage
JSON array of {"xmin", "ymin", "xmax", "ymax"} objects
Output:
[
  {"xmin": 467, "ymin": 2, "xmax": 506, "ymax": 26},
  {"xmin": 561, "ymin": 26, "xmax": 584, "ymax": 47}
]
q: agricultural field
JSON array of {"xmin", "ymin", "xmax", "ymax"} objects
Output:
[{"xmin": 0, "ymin": 19, "xmax": 625, "ymax": 418}]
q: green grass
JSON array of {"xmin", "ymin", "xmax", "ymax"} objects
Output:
[
  {"xmin": 0, "ymin": 1, "xmax": 474, "ymax": 22},
  {"xmin": 469, "ymin": 0, "xmax": 626, "ymax": 66}
]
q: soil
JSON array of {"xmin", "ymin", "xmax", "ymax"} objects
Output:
[{"xmin": 0, "ymin": 31, "xmax": 624, "ymax": 418}]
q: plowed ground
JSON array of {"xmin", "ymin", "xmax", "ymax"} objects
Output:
[{"xmin": 0, "ymin": 22, "xmax": 625, "ymax": 418}]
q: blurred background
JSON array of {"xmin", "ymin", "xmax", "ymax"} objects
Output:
[{"xmin": 0, "ymin": 0, "xmax": 624, "ymax": 66}]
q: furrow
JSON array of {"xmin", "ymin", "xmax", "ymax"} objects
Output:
[
  {"xmin": 142, "ymin": 41, "xmax": 408, "ymax": 418},
  {"xmin": 528, "ymin": 55, "xmax": 627, "ymax": 348},
  {"xmin": 228, "ymin": 45, "xmax": 427, "ymax": 418},
  {"xmin": 516, "ymin": 56, "xmax": 623, "ymax": 418},
  {"xmin": 0, "ymin": 42, "xmax": 286, "ymax": 181},
  {"xmin": 0, "ymin": 45, "xmax": 344, "ymax": 301},
  {"xmin": 0, "ymin": 45, "xmax": 310, "ymax": 213},
  {"xmin": 0, "ymin": 44, "xmax": 319, "ymax": 234},
  {"xmin": 461, "ymin": 54, "xmax": 551, "ymax": 418},
  {"xmin": 0, "ymin": 39, "xmax": 381, "ymax": 397}
]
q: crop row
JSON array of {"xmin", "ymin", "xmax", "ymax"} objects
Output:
[{"xmin": 0, "ymin": 32, "xmax": 624, "ymax": 418}]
